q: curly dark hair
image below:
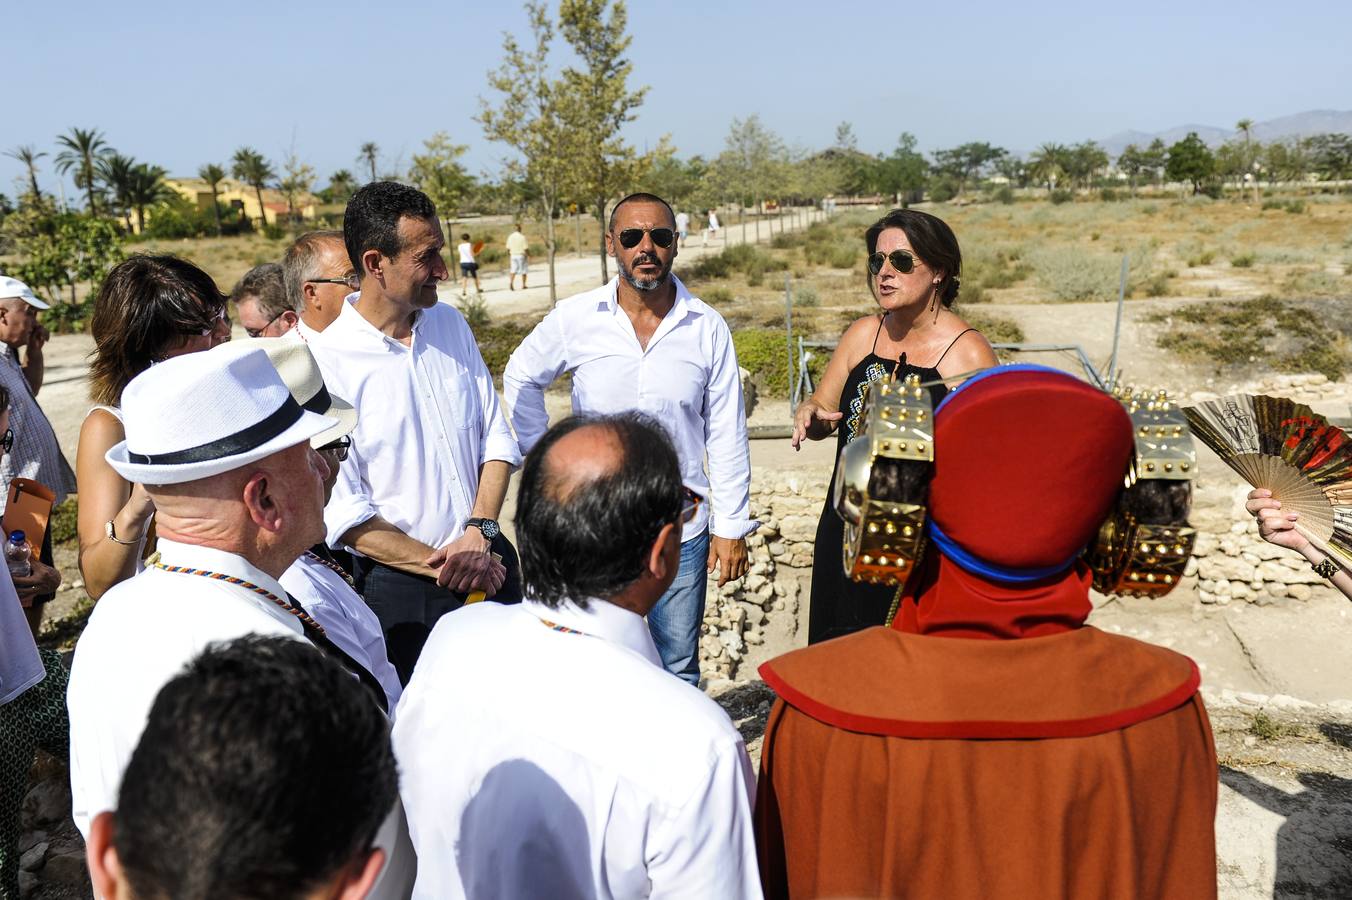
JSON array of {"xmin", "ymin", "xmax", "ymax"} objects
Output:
[
  {"xmin": 88, "ymin": 255, "xmax": 226, "ymax": 407},
  {"xmin": 343, "ymin": 181, "xmax": 438, "ymax": 277},
  {"xmin": 516, "ymin": 413, "xmax": 684, "ymax": 608},
  {"xmin": 863, "ymin": 209, "xmax": 963, "ymax": 307}
]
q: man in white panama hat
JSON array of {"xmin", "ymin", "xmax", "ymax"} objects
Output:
[
  {"xmin": 253, "ymin": 337, "xmax": 403, "ymax": 713},
  {"xmin": 66, "ymin": 342, "xmax": 416, "ymax": 899}
]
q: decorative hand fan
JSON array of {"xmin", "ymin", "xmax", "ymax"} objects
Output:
[
  {"xmin": 1184, "ymin": 394, "xmax": 1352, "ymax": 565},
  {"xmin": 472, "ymin": 241, "xmax": 486, "ymax": 255}
]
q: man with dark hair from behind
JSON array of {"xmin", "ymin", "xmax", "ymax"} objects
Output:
[
  {"xmin": 393, "ymin": 413, "xmax": 761, "ymax": 898},
  {"xmin": 85, "ymin": 635, "xmax": 397, "ymax": 900}
]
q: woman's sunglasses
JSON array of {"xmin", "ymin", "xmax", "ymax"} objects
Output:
[
  {"xmin": 679, "ymin": 486, "xmax": 702, "ymax": 524},
  {"xmin": 867, "ymin": 249, "xmax": 920, "ymax": 276},
  {"xmin": 618, "ymin": 228, "xmax": 675, "ymax": 249}
]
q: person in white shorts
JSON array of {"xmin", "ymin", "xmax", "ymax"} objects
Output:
[
  {"xmin": 506, "ymin": 223, "xmax": 529, "ymax": 290},
  {"xmin": 704, "ymin": 208, "xmax": 721, "ymax": 245},
  {"xmin": 675, "ymin": 209, "xmax": 690, "ymax": 247},
  {"xmin": 457, "ymin": 233, "xmax": 481, "ymax": 297}
]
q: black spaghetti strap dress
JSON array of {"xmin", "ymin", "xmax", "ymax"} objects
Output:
[{"xmin": 806, "ymin": 321, "xmax": 974, "ymax": 644}]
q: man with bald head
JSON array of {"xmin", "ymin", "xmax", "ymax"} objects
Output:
[{"xmin": 393, "ymin": 413, "xmax": 762, "ymax": 898}]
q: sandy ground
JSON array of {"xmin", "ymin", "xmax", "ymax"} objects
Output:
[{"xmin": 25, "ymin": 230, "xmax": 1352, "ymax": 898}]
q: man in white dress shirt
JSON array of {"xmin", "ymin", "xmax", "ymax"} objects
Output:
[
  {"xmin": 504, "ymin": 192, "xmax": 755, "ymax": 685},
  {"xmin": 283, "ymin": 230, "xmax": 359, "ymax": 341},
  {"xmin": 66, "ymin": 343, "xmax": 415, "ymax": 898},
  {"xmin": 393, "ymin": 413, "xmax": 761, "ymax": 899},
  {"xmin": 85, "ymin": 636, "xmax": 396, "ymax": 900},
  {"xmin": 310, "ymin": 181, "xmax": 521, "ymax": 684}
]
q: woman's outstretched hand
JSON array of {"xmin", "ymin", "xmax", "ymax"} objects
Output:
[
  {"xmin": 1244, "ymin": 488, "xmax": 1312, "ymax": 552},
  {"xmin": 792, "ymin": 400, "xmax": 843, "ymax": 450}
]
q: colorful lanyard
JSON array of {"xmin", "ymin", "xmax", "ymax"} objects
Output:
[
  {"xmin": 152, "ymin": 562, "xmax": 327, "ymax": 637},
  {"xmin": 305, "ymin": 550, "xmax": 355, "ymax": 589}
]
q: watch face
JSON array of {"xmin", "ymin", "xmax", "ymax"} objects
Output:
[{"xmin": 474, "ymin": 519, "xmax": 500, "ymax": 539}]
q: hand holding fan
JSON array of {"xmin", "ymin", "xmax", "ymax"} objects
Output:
[{"xmin": 1183, "ymin": 394, "xmax": 1352, "ymax": 565}]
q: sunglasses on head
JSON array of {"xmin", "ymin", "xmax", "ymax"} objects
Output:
[
  {"xmin": 867, "ymin": 249, "xmax": 920, "ymax": 276},
  {"xmin": 679, "ymin": 486, "xmax": 702, "ymax": 525},
  {"xmin": 617, "ymin": 228, "xmax": 675, "ymax": 250}
]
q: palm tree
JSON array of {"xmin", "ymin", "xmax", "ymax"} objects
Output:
[
  {"xmin": 231, "ymin": 147, "xmax": 276, "ymax": 229},
  {"xmin": 198, "ymin": 163, "xmax": 227, "ymax": 236},
  {"xmin": 127, "ymin": 164, "xmax": 170, "ymax": 233},
  {"xmin": 97, "ymin": 152, "xmax": 138, "ymax": 231},
  {"xmin": 54, "ymin": 127, "xmax": 111, "ymax": 214},
  {"xmin": 1236, "ymin": 118, "xmax": 1256, "ymax": 171},
  {"xmin": 358, "ymin": 142, "xmax": 380, "ymax": 182},
  {"xmin": 1027, "ymin": 143, "xmax": 1069, "ymax": 191},
  {"xmin": 5, "ymin": 145, "xmax": 47, "ymax": 199}
]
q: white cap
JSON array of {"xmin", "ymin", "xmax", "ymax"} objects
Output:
[{"xmin": 0, "ymin": 276, "xmax": 50, "ymax": 310}]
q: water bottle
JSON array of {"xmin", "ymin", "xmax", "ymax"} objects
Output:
[{"xmin": 6, "ymin": 530, "xmax": 31, "ymax": 579}]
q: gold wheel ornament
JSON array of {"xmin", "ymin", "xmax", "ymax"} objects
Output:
[
  {"xmin": 1084, "ymin": 387, "xmax": 1198, "ymax": 597},
  {"xmin": 832, "ymin": 375, "xmax": 933, "ymax": 588}
]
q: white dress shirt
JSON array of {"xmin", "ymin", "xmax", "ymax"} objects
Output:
[
  {"xmin": 503, "ymin": 276, "xmax": 756, "ymax": 542},
  {"xmin": 310, "ymin": 298, "xmax": 521, "ymax": 550},
  {"xmin": 392, "ymin": 597, "xmax": 762, "ymax": 900},
  {"xmin": 279, "ymin": 552, "xmax": 403, "ymax": 713},
  {"xmin": 0, "ymin": 572, "xmax": 43, "ymax": 706},
  {"xmin": 67, "ymin": 539, "xmax": 416, "ymax": 899}
]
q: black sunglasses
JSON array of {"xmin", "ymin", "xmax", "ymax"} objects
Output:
[
  {"xmin": 618, "ymin": 228, "xmax": 675, "ymax": 249},
  {"xmin": 679, "ymin": 486, "xmax": 702, "ymax": 525},
  {"xmin": 867, "ymin": 249, "xmax": 920, "ymax": 275},
  {"xmin": 307, "ymin": 274, "xmax": 361, "ymax": 290},
  {"xmin": 319, "ymin": 434, "xmax": 351, "ymax": 462},
  {"xmin": 0, "ymin": 429, "xmax": 12, "ymax": 454},
  {"xmin": 245, "ymin": 308, "xmax": 287, "ymax": 338}
]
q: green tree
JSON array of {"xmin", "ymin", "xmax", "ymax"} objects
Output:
[
  {"xmin": 410, "ymin": 132, "xmax": 476, "ymax": 221},
  {"xmin": 97, "ymin": 152, "xmax": 138, "ymax": 231},
  {"xmin": 1117, "ymin": 144, "xmax": 1147, "ymax": 194},
  {"xmin": 1165, "ymin": 132, "xmax": 1216, "ymax": 194},
  {"xmin": 320, "ymin": 170, "xmax": 358, "ymax": 205},
  {"xmin": 54, "ymin": 127, "xmax": 110, "ymax": 214},
  {"xmin": 12, "ymin": 212, "xmax": 123, "ymax": 312},
  {"xmin": 198, "ymin": 163, "xmax": 227, "ymax": 236},
  {"xmin": 1142, "ymin": 139, "xmax": 1168, "ymax": 185},
  {"xmin": 993, "ymin": 154, "xmax": 1027, "ymax": 189},
  {"xmin": 1066, "ymin": 141, "xmax": 1108, "ymax": 189},
  {"xmin": 644, "ymin": 153, "xmax": 707, "ymax": 208},
  {"xmin": 711, "ymin": 115, "xmax": 788, "ymax": 239},
  {"xmin": 231, "ymin": 147, "xmax": 276, "ymax": 228},
  {"xmin": 278, "ymin": 151, "xmax": 316, "ymax": 225},
  {"xmin": 479, "ymin": 0, "xmax": 586, "ymax": 304},
  {"xmin": 5, "ymin": 146, "xmax": 47, "ymax": 200},
  {"xmin": 875, "ymin": 133, "xmax": 929, "ymax": 205},
  {"xmin": 1027, "ymin": 143, "xmax": 1069, "ymax": 191},
  {"xmin": 558, "ymin": 0, "xmax": 649, "ymax": 283},
  {"xmin": 1307, "ymin": 134, "xmax": 1352, "ymax": 182},
  {"xmin": 930, "ymin": 142, "xmax": 1007, "ymax": 195},
  {"xmin": 127, "ymin": 163, "xmax": 170, "ymax": 233},
  {"xmin": 358, "ymin": 142, "xmax": 380, "ymax": 183}
]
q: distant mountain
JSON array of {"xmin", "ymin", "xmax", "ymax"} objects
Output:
[{"xmin": 1095, "ymin": 110, "xmax": 1352, "ymax": 158}]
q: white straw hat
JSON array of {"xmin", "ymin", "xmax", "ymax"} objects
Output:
[
  {"xmin": 250, "ymin": 336, "xmax": 357, "ymax": 448},
  {"xmin": 106, "ymin": 343, "xmax": 336, "ymax": 484}
]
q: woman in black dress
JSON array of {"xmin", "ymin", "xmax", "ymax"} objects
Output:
[{"xmin": 792, "ymin": 209, "xmax": 999, "ymax": 644}]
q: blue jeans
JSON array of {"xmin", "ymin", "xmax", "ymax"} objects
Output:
[{"xmin": 647, "ymin": 530, "xmax": 709, "ymax": 686}]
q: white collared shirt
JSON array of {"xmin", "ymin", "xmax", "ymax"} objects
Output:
[
  {"xmin": 392, "ymin": 597, "xmax": 762, "ymax": 900},
  {"xmin": 66, "ymin": 539, "xmax": 416, "ymax": 900},
  {"xmin": 0, "ymin": 572, "xmax": 43, "ymax": 706},
  {"xmin": 503, "ymin": 276, "xmax": 756, "ymax": 542},
  {"xmin": 310, "ymin": 297, "xmax": 521, "ymax": 550},
  {"xmin": 279, "ymin": 552, "xmax": 403, "ymax": 713}
]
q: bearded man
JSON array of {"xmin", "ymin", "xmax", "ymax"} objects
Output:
[{"xmin": 503, "ymin": 192, "xmax": 756, "ymax": 686}]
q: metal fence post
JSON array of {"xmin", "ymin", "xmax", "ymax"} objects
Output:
[{"xmin": 785, "ymin": 275, "xmax": 794, "ymax": 418}]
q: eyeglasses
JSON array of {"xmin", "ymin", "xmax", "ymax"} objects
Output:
[
  {"xmin": 0, "ymin": 429, "xmax": 12, "ymax": 454},
  {"xmin": 867, "ymin": 249, "xmax": 921, "ymax": 276},
  {"xmin": 245, "ymin": 308, "xmax": 289, "ymax": 338},
  {"xmin": 617, "ymin": 228, "xmax": 675, "ymax": 250},
  {"xmin": 319, "ymin": 434, "xmax": 351, "ymax": 462},
  {"xmin": 679, "ymin": 486, "xmax": 702, "ymax": 524},
  {"xmin": 197, "ymin": 306, "xmax": 229, "ymax": 336},
  {"xmin": 307, "ymin": 274, "xmax": 361, "ymax": 290}
]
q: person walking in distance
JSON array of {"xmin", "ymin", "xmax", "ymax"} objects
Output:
[
  {"xmin": 456, "ymin": 233, "xmax": 482, "ymax": 298},
  {"xmin": 506, "ymin": 223, "xmax": 529, "ymax": 291}
]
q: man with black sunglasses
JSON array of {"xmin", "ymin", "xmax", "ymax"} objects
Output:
[{"xmin": 505, "ymin": 192, "xmax": 756, "ymax": 687}]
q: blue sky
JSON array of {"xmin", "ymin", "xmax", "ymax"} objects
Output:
[{"xmin": 5, "ymin": 0, "xmax": 1350, "ymax": 197}]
